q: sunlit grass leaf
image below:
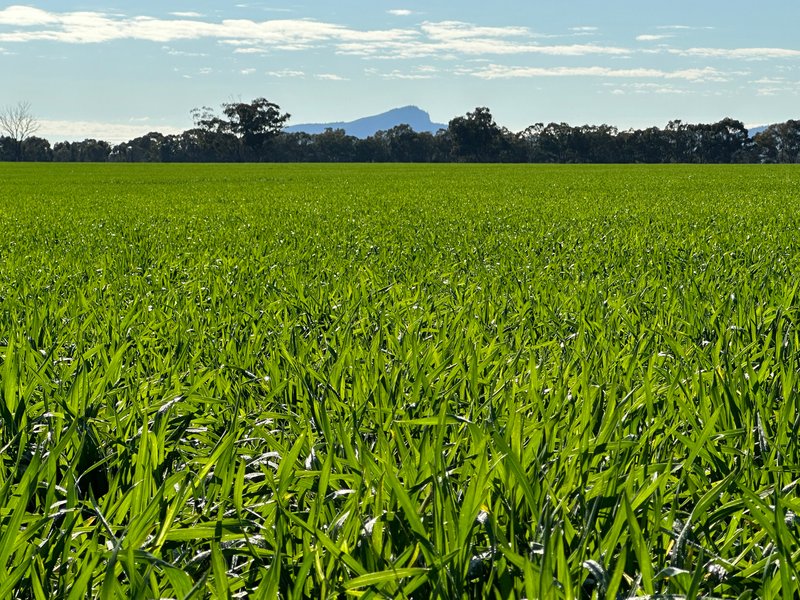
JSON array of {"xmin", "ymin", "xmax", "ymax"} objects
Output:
[{"xmin": 1, "ymin": 163, "xmax": 800, "ymax": 597}]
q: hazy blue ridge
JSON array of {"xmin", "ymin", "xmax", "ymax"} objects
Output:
[
  {"xmin": 284, "ymin": 105, "xmax": 447, "ymax": 138},
  {"xmin": 287, "ymin": 107, "xmax": 767, "ymax": 139}
]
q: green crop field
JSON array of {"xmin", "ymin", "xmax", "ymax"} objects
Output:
[{"xmin": 2, "ymin": 163, "xmax": 800, "ymax": 599}]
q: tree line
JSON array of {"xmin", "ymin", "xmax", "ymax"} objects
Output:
[{"xmin": 2, "ymin": 99, "xmax": 799, "ymax": 163}]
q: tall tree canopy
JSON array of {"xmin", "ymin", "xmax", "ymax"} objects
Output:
[
  {"xmin": 7, "ymin": 96, "xmax": 800, "ymax": 164},
  {"xmin": 192, "ymin": 98, "xmax": 290, "ymax": 159}
]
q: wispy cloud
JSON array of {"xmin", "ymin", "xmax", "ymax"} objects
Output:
[
  {"xmin": 239, "ymin": 68, "xmax": 256, "ymax": 75},
  {"xmin": 337, "ymin": 40, "xmax": 629, "ymax": 59},
  {"xmin": 338, "ymin": 21, "xmax": 628, "ymax": 59},
  {"xmin": 752, "ymin": 77, "xmax": 786, "ymax": 85},
  {"xmin": 605, "ymin": 82, "xmax": 689, "ymax": 95},
  {"xmin": 471, "ymin": 64, "xmax": 727, "ymax": 82},
  {"xmin": 421, "ymin": 21, "xmax": 530, "ymax": 40},
  {"xmin": 6, "ymin": 5, "xmax": 795, "ymax": 77},
  {"xmin": 232, "ymin": 47, "xmax": 268, "ymax": 54},
  {"xmin": 162, "ymin": 45, "xmax": 207, "ymax": 57},
  {"xmin": 748, "ymin": 76, "xmax": 800, "ymax": 97},
  {"xmin": 0, "ymin": 8, "xmax": 628, "ymax": 60},
  {"xmin": 0, "ymin": 6, "xmax": 417, "ymax": 45},
  {"xmin": 669, "ymin": 47, "xmax": 800, "ymax": 60},
  {"xmin": 37, "ymin": 118, "xmax": 183, "ymax": 143},
  {"xmin": 266, "ymin": 69, "xmax": 305, "ymax": 77},
  {"xmin": 0, "ymin": 5, "xmax": 56, "ymax": 26},
  {"xmin": 366, "ymin": 65, "xmax": 438, "ymax": 79},
  {"xmin": 316, "ymin": 73, "xmax": 348, "ymax": 81},
  {"xmin": 337, "ymin": 21, "xmax": 629, "ymax": 59},
  {"xmin": 384, "ymin": 71, "xmax": 433, "ymax": 80},
  {"xmin": 636, "ymin": 34, "xmax": 672, "ymax": 42},
  {"xmin": 656, "ymin": 25, "xmax": 714, "ymax": 31}
]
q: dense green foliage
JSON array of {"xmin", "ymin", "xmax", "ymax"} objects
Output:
[
  {"xmin": 5, "ymin": 101, "xmax": 800, "ymax": 164},
  {"xmin": 2, "ymin": 163, "xmax": 800, "ymax": 598}
]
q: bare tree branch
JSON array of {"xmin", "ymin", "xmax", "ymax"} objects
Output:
[{"xmin": 0, "ymin": 101, "xmax": 40, "ymax": 142}]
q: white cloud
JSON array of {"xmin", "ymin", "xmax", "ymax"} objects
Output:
[
  {"xmin": 240, "ymin": 68, "xmax": 256, "ymax": 75},
  {"xmin": 336, "ymin": 40, "xmax": 627, "ymax": 59},
  {"xmin": 0, "ymin": 7, "xmax": 418, "ymax": 45},
  {"xmin": 316, "ymin": 73, "xmax": 347, "ymax": 81},
  {"xmin": 384, "ymin": 72, "xmax": 432, "ymax": 79},
  {"xmin": 388, "ymin": 9, "xmax": 413, "ymax": 16},
  {"xmin": 607, "ymin": 82, "xmax": 689, "ymax": 95},
  {"xmin": 363, "ymin": 22, "xmax": 626, "ymax": 57},
  {"xmin": 37, "ymin": 118, "xmax": 183, "ymax": 143},
  {"xmin": 162, "ymin": 45, "xmax": 207, "ymax": 57},
  {"xmin": 523, "ymin": 43, "xmax": 628, "ymax": 56},
  {"xmin": 471, "ymin": 64, "xmax": 727, "ymax": 82},
  {"xmin": 11, "ymin": 7, "xmax": 789, "ymax": 74},
  {"xmin": 636, "ymin": 34, "xmax": 671, "ymax": 42},
  {"xmin": 656, "ymin": 25, "xmax": 713, "ymax": 31},
  {"xmin": 337, "ymin": 20, "xmax": 628, "ymax": 59},
  {"xmin": 0, "ymin": 11, "xmax": 212, "ymax": 43},
  {"xmin": 367, "ymin": 65, "xmax": 438, "ymax": 79},
  {"xmin": 266, "ymin": 69, "xmax": 305, "ymax": 77},
  {"xmin": 748, "ymin": 76, "xmax": 800, "ymax": 97},
  {"xmin": 670, "ymin": 47, "xmax": 800, "ymax": 60},
  {"xmin": 232, "ymin": 47, "xmax": 268, "ymax": 54},
  {"xmin": 0, "ymin": 5, "xmax": 57, "ymax": 26},
  {"xmin": 0, "ymin": 9, "xmax": 629, "ymax": 60},
  {"xmin": 420, "ymin": 21, "xmax": 530, "ymax": 40}
]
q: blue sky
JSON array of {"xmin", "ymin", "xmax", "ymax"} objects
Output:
[{"xmin": 1, "ymin": 2, "xmax": 799, "ymax": 142}]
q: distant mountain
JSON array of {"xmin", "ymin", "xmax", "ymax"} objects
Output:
[
  {"xmin": 284, "ymin": 106, "xmax": 447, "ymax": 138},
  {"xmin": 748, "ymin": 125, "xmax": 768, "ymax": 137}
]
